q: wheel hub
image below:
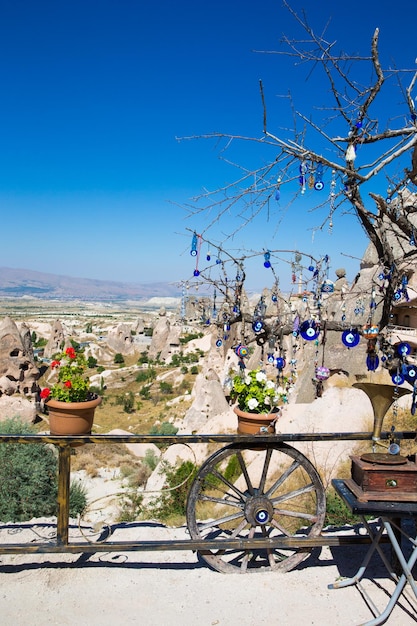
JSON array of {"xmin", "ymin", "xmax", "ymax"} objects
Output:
[{"xmin": 244, "ymin": 496, "xmax": 274, "ymax": 526}]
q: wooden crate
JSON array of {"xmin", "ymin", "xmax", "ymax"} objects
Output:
[{"xmin": 346, "ymin": 455, "xmax": 417, "ymax": 502}]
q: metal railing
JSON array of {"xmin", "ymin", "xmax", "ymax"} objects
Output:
[{"xmin": 0, "ymin": 430, "xmax": 415, "ymax": 557}]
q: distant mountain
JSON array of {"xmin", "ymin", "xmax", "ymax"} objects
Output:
[{"xmin": 0, "ymin": 267, "xmax": 181, "ymax": 301}]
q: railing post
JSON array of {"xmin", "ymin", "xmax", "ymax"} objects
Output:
[{"xmin": 57, "ymin": 444, "xmax": 71, "ymax": 546}]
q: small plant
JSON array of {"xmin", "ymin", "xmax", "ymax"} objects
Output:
[
  {"xmin": 114, "ymin": 353, "xmax": 124, "ymax": 365},
  {"xmin": 40, "ymin": 346, "xmax": 95, "ymax": 403},
  {"xmin": 230, "ymin": 368, "xmax": 287, "ymax": 413}
]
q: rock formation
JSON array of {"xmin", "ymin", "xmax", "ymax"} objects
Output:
[
  {"xmin": 107, "ymin": 323, "xmax": 135, "ymax": 355},
  {"xmin": 43, "ymin": 320, "xmax": 66, "ymax": 358},
  {"xmin": 0, "ymin": 317, "xmax": 40, "ymax": 398}
]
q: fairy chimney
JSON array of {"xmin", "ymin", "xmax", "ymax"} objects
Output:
[{"xmin": 0, "ymin": 316, "xmax": 40, "ymax": 397}]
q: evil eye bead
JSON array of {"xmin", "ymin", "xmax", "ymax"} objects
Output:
[
  {"xmin": 314, "ymin": 181, "xmax": 324, "ymax": 191},
  {"xmin": 391, "ymin": 372, "xmax": 405, "ymax": 385},
  {"xmin": 405, "ymin": 365, "xmax": 417, "ymax": 383},
  {"xmin": 235, "ymin": 345, "xmax": 248, "ymax": 358},
  {"xmin": 275, "ymin": 357, "xmax": 286, "ymax": 369},
  {"xmin": 342, "ymin": 329, "xmax": 360, "ymax": 348},
  {"xmin": 300, "ymin": 321, "xmax": 319, "ymax": 341},
  {"xmin": 267, "ymin": 353, "xmax": 275, "ymax": 364},
  {"xmin": 252, "ymin": 319, "xmax": 264, "ymax": 333},
  {"xmin": 397, "ymin": 342, "xmax": 411, "ymax": 357},
  {"xmin": 216, "ymin": 339, "xmax": 223, "ymax": 348},
  {"xmin": 366, "ymin": 354, "xmax": 379, "ymax": 371}
]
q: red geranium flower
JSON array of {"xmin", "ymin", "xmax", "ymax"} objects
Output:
[
  {"xmin": 64, "ymin": 380, "xmax": 72, "ymax": 388},
  {"xmin": 40, "ymin": 388, "xmax": 51, "ymax": 399},
  {"xmin": 51, "ymin": 360, "xmax": 60, "ymax": 369},
  {"xmin": 66, "ymin": 347, "xmax": 76, "ymax": 360}
]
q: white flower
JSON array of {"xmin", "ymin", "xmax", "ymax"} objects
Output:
[
  {"xmin": 255, "ymin": 371, "xmax": 267, "ymax": 384},
  {"xmin": 276, "ymin": 386, "xmax": 284, "ymax": 395},
  {"xmin": 247, "ymin": 398, "xmax": 259, "ymax": 411},
  {"xmin": 264, "ymin": 396, "xmax": 271, "ymax": 405},
  {"xmin": 244, "ymin": 375, "xmax": 251, "ymax": 385},
  {"xmin": 265, "ymin": 380, "xmax": 275, "ymax": 390}
]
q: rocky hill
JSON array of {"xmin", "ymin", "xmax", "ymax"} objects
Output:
[{"xmin": 0, "ymin": 267, "xmax": 180, "ymax": 301}]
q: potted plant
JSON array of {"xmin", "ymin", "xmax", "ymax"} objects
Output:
[
  {"xmin": 230, "ymin": 368, "xmax": 287, "ymax": 435},
  {"xmin": 40, "ymin": 346, "xmax": 101, "ymax": 436}
]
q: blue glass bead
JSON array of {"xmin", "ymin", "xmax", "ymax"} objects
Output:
[
  {"xmin": 216, "ymin": 259, "xmax": 221, "ymax": 264},
  {"xmin": 193, "ymin": 269, "xmax": 200, "ymax": 277},
  {"xmin": 206, "ymin": 254, "xmax": 211, "ymax": 261},
  {"xmin": 264, "ymin": 261, "xmax": 271, "ymax": 268},
  {"xmin": 308, "ymin": 265, "xmax": 314, "ymax": 272}
]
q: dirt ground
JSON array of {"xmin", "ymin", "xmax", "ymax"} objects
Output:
[{"xmin": 0, "ymin": 519, "xmax": 416, "ymax": 625}]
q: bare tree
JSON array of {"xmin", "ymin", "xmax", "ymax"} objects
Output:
[{"xmin": 179, "ymin": 2, "xmax": 417, "ymax": 330}]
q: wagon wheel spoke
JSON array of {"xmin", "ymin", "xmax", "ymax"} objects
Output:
[
  {"xmin": 264, "ymin": 459, "xmax": 300, "ymax": 498},
  {"xmin": 259, "ymin": 446, "xmax": 273, "ymax": 493},
  {"xmin": 236, "ymin": 450, "xmax": 255, "ymax": 495}
]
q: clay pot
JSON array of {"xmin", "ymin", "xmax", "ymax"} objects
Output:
[
  {"xmin": 47, "ymin": 395, "xmax": 101, "ymax": 436},
  {"xmin": 233, "ymin": 406, "xmax": 279, "ymax": 435}
]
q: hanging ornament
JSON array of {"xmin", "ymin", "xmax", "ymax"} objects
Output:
[
  {"xmin": 391, "ymin": 372, "xmax": 405, "ymax": 385},
  {"xmin": 275, "ymin": 176, "xmax": 281, "ymax": 201},
  {"xmin": 342, "ymin": 328, "xmax": 360, "ymax": 348},
  {"xmin": 252, "ymin": 319, "xmax": 264, "ymax": 333},
  {"xmin": 345, "ymin": 144, "xmax": 356, "ymax": 162},
  {"xmin": 299, "ymin": 161, "xmax": 308, "ymax": 194},
  {"xmin": 396, "ymin": 342, "xmax": 411, "ymax": 357},
  {"xmin": 216, "ymin": 339, "xmax": 223, "ymax": 348},
  {"xmin": 264, "ymin": 250, "xmax": 271, "ymax": 269},
  {"xmin": 405, "ymin": 365, "xmax": 417, "ymax": 384},
  {"xmin": 300, "ymin": 320, "xmax": 319, "ymax": 341},
  {"xmin": 314, "ymin": 162, "xmax": 324, "ymax": 191},
  {"xmin": 275, "ymin": 356, "xmax": 286, "ymax": 370},
  {"xmin": 315, "ymin": 366, "xmax": 330, "ymax": 381},
  {"xmin": 321, "ymin": 279, "xmax": 334, "ymax": 293},
  {"xmin": 235, "ymin": 344, "xmax": 248, "ymax": 358},
  {"xmin": 366, "ymin": 333, "xmax": 379, "ymax": 371},
  {"xmin": 190, "ymin": 232, "xmax": 198, "ymax": 257},
  {"xmin": 267, "ymin": 353, "xmax": 275, "ymax": 364}
]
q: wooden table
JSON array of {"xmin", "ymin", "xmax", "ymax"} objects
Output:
[{"xmin": 330, "ymin": 479, "xmax": 417, "ymax": 626}]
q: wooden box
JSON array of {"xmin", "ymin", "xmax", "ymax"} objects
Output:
[{"xmin": 346, "ymin": 455, "xmax": 417, "ymax": 502}]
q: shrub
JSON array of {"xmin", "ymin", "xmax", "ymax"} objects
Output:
[
  {"xmin": 87, "ymin": 356, "xmax": 97, "ymax": 368},
  {"xmin": 0, "ymin": 417, "xmax": 86, "ymax": 522},
  {"xmin": 324, "ymin": 488, "xmax": 362, "ymax": 527},
  {"xmin": 148, "ymin": 460, "xmax": 197, "ymax": 522},
  {"xmin": 69, "ymin": 480, "xmax": 88, "ymax": 517},
  {"xmin": 114, "ymin": 353, "xmax": 124, "ymax": 364}
]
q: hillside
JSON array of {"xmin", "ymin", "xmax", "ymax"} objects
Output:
[{"xmin": 0, "ymin": 267, "xmax": 181, "ymax": 301}]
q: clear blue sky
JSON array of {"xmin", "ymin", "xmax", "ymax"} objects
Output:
[{"xmin": 1, "ymin": 0, "xmax": 416, "ymax": 292}]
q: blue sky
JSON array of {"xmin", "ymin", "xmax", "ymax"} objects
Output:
[{"xmin": 1, "ymin": 0, "xmax": 416, "ymax": 293}]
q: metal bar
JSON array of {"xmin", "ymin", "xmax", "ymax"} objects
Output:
[
  {"xmin": 0, "ymin": 430, "xmax": 415, "ymax": 445},
  {"xmin": 56, "ymin": 445, "xmax": 71, "ymax": 545},
  {"xmin": 0, "ymin": 533, "xmax": 383, "ymax": 555}
]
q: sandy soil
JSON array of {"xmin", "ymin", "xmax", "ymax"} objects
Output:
[{"xmin": 0, "ymin": 518, "xmax": 416, "ymax": 626}]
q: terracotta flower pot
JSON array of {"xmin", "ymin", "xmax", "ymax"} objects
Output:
[
  {"xmin": 233, "ymin": 406, "xmax": 279, "ymax": 435},
  {"xmin": 47, "ymin": 396, "xmax": 102, "ymax": 436}
]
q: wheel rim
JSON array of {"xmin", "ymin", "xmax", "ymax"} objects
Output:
[{"xmin": 186, "ymin": 442, "xmax": 326, "ymax": 573}]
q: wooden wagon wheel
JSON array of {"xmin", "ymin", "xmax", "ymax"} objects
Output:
[{"xmin": 186, "ymin": 442, "xmax": 326, "ymax": 573}]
